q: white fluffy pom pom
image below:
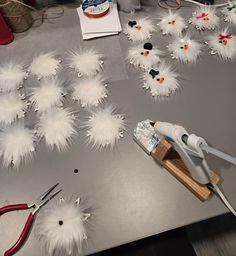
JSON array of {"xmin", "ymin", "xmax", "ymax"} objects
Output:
[
  {"xmin": 68, "ymin": 49, "xmax": 104, "ymax": 77},
  {"xmin": 29, "ymin": 77, "xmax": 66, "ymax": 113},
  {"xmin": 123, "ymin": 17, "xmax": 155, "ymax": 42},
  {"xmin": 72, "ymin": 75, "xmax": 108, "ymax": 108},
  {"xmin": 222, "ymin": 2, "xmax": 236, "ymax": 26},
  {"xmin": 127, "ymin": 42, "xmax": 163, "ymax": 70},
  {"xmin": 84, "ymin": 106, "xmax": 125, "ymax": 149},
  {"xmin": 35, "ymin": 197, "xmax": 90, "ymax": 256},
  {"xmin": 0, "ymin": 93, "xmax": 26, "ymax": 125},
  {"xmin": 0, "ymin": 63, "xmax": 27, "ymax": 92},
  {"xmin": 206, "ymin": 28, "xmax": 236, "ymax": 60},
  {"xmin": 189, "ymin": 6, "xmax": 219, "ymax": 31},
  {"xmin": 168, "ymin": 36, "xmax": 202, "ymax": 63},
  {"xmin": 37, "ymin": 108, "xmax": 77, "ymax": 151},
  {"xmin": 158, "ymin": 11, "xmax": 186, "ymax": 36},
  {"xmin": 0, "ymin": 123, "xmax": 35, "ymax": 168},
  {"xmin": 29, "ymin": 53, "xmax": 61, "ymax": 79},
  {"xmin": 142, "ymin": 63, "xmax": 179, "ymax": 99}
]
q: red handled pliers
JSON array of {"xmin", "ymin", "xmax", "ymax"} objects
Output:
[{"xmin": 0, "ymin": 183, "xmax": 62, "ymax": 256}]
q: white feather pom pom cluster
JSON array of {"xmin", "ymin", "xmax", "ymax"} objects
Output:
[
  {"xmin": 168, "ymin": 36, "xmax": 202, "ymax": 63},
  {"xmin": 69, "ymin": 49, "xmax": 104, "ymax": 77},
  {"xmin": 29, "ymin": 77, "xmax": 66, "ymax": 113},
  {"xmin": 206, "ymin": 29, "xmax": 236, "ymax": 60},
  {"xmin": 37, "ymin": 108, "xmax": 77, "ymax": 151},
  {"xmin": 29, "ymin": 53, "xmax": 61, "ymax": 80},
  {"xmin": 72, "ymin": 75, "xmax": 108, "ymax": 108},
  {"xmin": 0, "ymin": 63, "xmax": 27, "ymax": 92},
  {"xmin": 189, "ymin": 7, "xmax": 219, "ymax": 31},
  {"xmin": 35, "ymin": 197, "xmax": 90, "ymax": 256},
  {"xmin": 84, "ymin": 106, "xmax": 125, "ymax": 149},
  {"xmin": 158, "ymin": 11, "xmax": 186, "ymax": 36},
  {"xmin": 0, "ymin": 93, "xmax": 27, "ymax": 125},
  {"xmin": 124, "ymin": 17, "xmax": 155, "ymax": 42},
  {"xmin": 0, "ymin": 123, "xmax": 35, "ymax": 168},
  {"xmin": 142, "ymin": 63, "xmax": 179, "ymax": 99},
  {"xmin": 127, "ymin": 42, "xmax": 163, "ymax": 70},
  {"xmin": 222, "ymin": 2, "xmax": 236, "ymax": 26}
]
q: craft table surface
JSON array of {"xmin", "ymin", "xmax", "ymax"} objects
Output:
[{"xmin": 1, "ymin": 2, "xmax": 236, "ymax": 255}]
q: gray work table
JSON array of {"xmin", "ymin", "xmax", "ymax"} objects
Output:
[{"xmin": 1, "ymin": 2, "xmax": 236, "ymax": 255}]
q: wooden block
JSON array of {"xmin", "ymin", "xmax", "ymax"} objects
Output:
[{"xmin": 151, "ymin": 140, "xmax": 220, "ymax": 201}]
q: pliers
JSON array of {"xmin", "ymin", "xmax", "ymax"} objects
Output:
[{"xmin": 0, "ymin": 183, "xmax": 62, "ymax": 256}]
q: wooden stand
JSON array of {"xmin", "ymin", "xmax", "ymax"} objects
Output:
[{"xmin": 151, "ymin": 139, "xmax": 220, "ymax": 201}]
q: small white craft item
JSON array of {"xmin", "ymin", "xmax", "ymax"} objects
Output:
[
  {"xmin": 85, "ymin": 106, "xmax": 125, "ymax": 149},
  {"xmin": 189, "ymin": 6, "xmax": 219, "ymax": 31},
  {"xmin": 206, "ymin": 29, "xmax": 236, "ymax": 60},
  {"xmin": 72, "ymin": 75, "xmax": 108, "ymax": 108},
  {"xmin": 29, "ymin": 78, "xmax": 66, "ymax": 113},
  {"xmin": 124, "ymin": 17, "xmax": 155, "ymax": 42},
  {"xmin": 29, "ymin": 53, "xmax": 61, "ymax": 80},
  {"xmin": 37, "ymin": 108, "xmax": 77, "ymax": 151},
  {"xmin": 35, "ymin": 197, "xmax": 90, "ymax": 256},
  {"xmin": 0, "ymin": 123, "xmax": 35, "ymax": 168},
  {"xmin": 69, "ymin": 49, "xmax": 104, "ymax": 77},
  {"xmin": 0, "ymin": 93, "xmax": 27, "ymax": 125},
  {"xmin": 158, "ymin": 11, "xmax": 186, "ymax": 36},
  {"xmin": 142, "ymin": 64, "xmax": 179, "ymax": 98},
  {"xmin": 222, "ymin": 2, "xmax": 236, "ymax": 26},
  {"xmin": 127, "ymin": 42, "xmax": 163, "ymax": 70},
  {"xmin": 167, "ymin": 36, "xmax": 202, "ymax": 63},
  {"xmin": 0, "ymin": 63, "xmax": 27, "ymax": 92}
]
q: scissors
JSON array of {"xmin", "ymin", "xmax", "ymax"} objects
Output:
[{"xmin": 0, "ymin": 183, "xmax": 62, "ymax": 256}]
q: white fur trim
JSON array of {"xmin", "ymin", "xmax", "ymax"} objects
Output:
[
  {"xmin": 142, "ymin": 63, "xmax": 179, "ymax": 98},
  {"xmin": 206, "ymin": 28, "xmax": 236, "ymax": 60},
  {"xmin": 189, "ymin": 6, "xmax": 219, "ymax": 31},
  {"xmin": 222, "ymin": 2, "xmax": 236, "ymax": 26},
  {"xmin": 0, "ymin": 93, "xmax": 26, "ymax": 125},
  {"xmin": 0, "ymin": 123, "xmax": 35, "ymax": 168},
  {"xmin": 68, "ymin": 49, "xmax": 104, "ymax": 77},
  {"xmin": 35, "ymin": 197, "xmax": 90, "ymax": 256},
  {"xmin": 158, "ymin": 11, "xmax": 186, "ymax": 36},
  {"xmin": 37, "ymin": 108, "xmax": 77, "ymax": 151},
  {"xmin": 0, "ymin": 63, "xmax": 27, "ymax": 92},
  {"xmin": 72, "ymin": 75, "xmax": 108, "ymax": 108},
  {"xmin": 84, "ymin": 106, "xmax": 125, "ymax": 149},
  {"xmin": 168, "ymin": 36, "xmax": 202, "ymax": 63},
  {"xmin": 29, "ymin": 53, "xmax": 61, "ymax": 79},
  {"xmin": 123, "ymin": 17, "xmax": 155, "ymax": 42},
  {"xmin": 127, "ymin": 43, "xmax": 163, "ymax": 70},
  {"xmin": 29, "ymin": 77, "xmax": 65, "ymax": 113}
]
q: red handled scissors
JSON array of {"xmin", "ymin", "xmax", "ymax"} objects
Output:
[{"xmin": 0, "ymin": 183, "xmax": 62, "ymax": 256}]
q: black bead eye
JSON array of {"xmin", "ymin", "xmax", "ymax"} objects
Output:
[
  {"xmin": 180, "ymin": 46, "xmax": 184, "ymax": 49},
  {"xmin": 219, "ymin": 40, "xmax": 222, "ymax": 43},
  {"xmin": 156, "ymin": 78, "xmax": 160, "ymax": 81},
  {"xmin": 147, "ymin": 51, "xmax": 149, "ymax": 54},
  {"xmin": 58, "ymin": 220, "xmax": 63, "ymax": 226},
  {"xmin": 141, "ymin": 52, "xmax": 144, "ymax": 55}
]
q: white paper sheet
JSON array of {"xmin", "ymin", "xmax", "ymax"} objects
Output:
[{"xmin": 77, "ymin": 2, "xmax": 122, "ymax": 40}]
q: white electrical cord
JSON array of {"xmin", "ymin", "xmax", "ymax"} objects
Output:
[
  {"xmin": 184, "ymin": 0, "xmax": 229, "ymax": 7},
  {"xmin": 208, "ymin": 183, "xmax": 236, "ymax": 216},
  {"xmin": 157, "ymin": 0, "xmax": 230, "ymax": 9}
]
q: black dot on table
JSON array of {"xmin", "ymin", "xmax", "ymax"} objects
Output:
[
  {"xmin": 59, "ymin": 220, "xmax": 63, "ymax": 226},
  {"xmin": 74, "ymin": 169, "xmax": 79, "ymax": 174}
]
